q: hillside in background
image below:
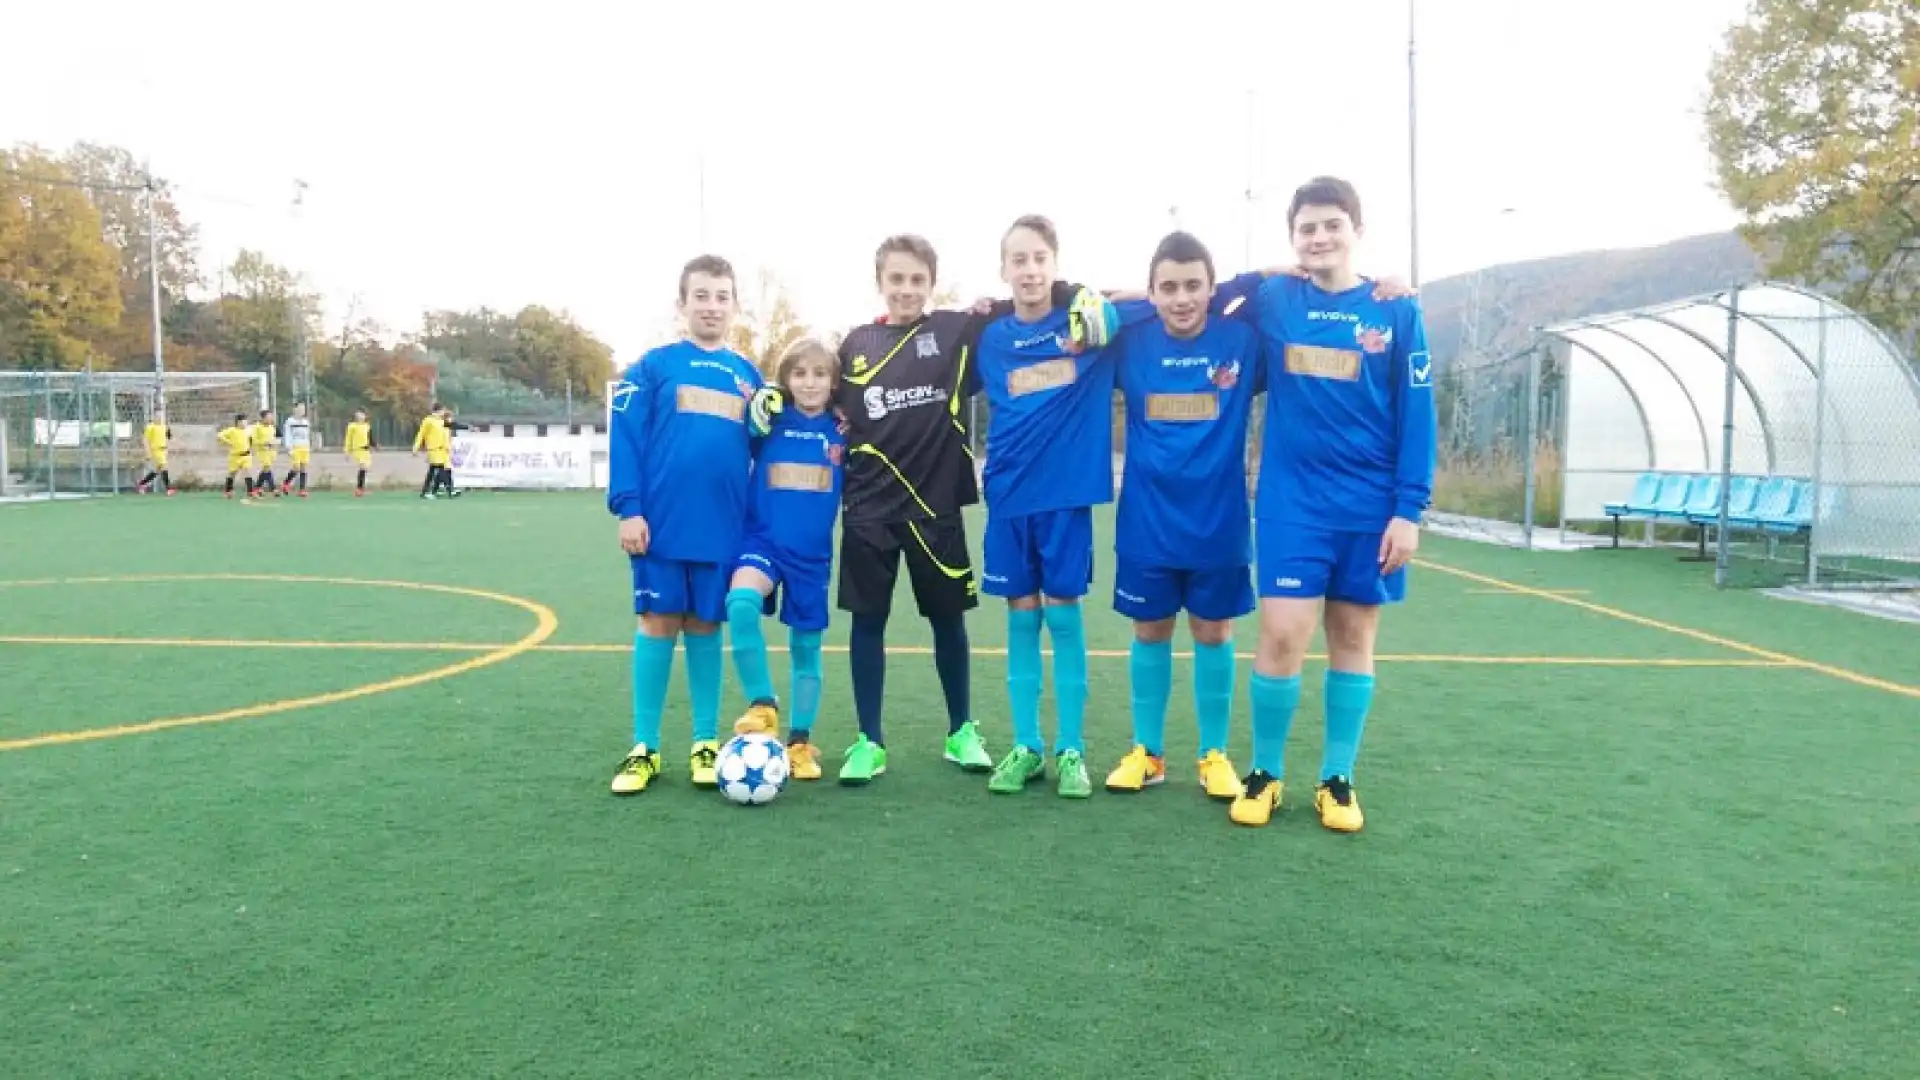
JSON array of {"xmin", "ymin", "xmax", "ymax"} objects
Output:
[{"xmin": 1420, "ymin": 231, "xmax": 1764, "ymax": 369}]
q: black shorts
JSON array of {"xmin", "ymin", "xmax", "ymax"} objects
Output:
[{"xmin": 837, "ymin": 514, "xmax": 978, "ymax": 618}]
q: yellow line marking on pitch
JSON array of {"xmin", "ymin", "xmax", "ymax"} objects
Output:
[
  {"xmin": 0, "ymin": 632, "xmax": 1789, "ymax": 668},
  {"xmin": 1416, "ymin": 557, "xmax": 1920, "ymax": 700},
  {"xmin": 0, "ymin": 575, "xmax": 559, "ymax": 753},
  {"xmin": 1465, "ymin": 587, "xmax": 1589, "ymax": 596}
]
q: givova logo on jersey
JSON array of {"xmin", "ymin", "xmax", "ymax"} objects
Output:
[{"xmin": 863, "ymin": 383, "xmax": 948, "ymax": 420}]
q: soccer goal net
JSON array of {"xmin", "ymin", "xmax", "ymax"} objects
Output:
[{"xmin": 0, "ymin": 370, "xmax": 269, "ymax": 498}]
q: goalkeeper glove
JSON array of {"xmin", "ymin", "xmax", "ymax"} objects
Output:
[
  {"xmin": 1067, "ymin": 287, "xmax": 1120, "ymax": 352},
  {"xmin": 748, "ymin": 385, "xmax": 785, "ymax": 437}
]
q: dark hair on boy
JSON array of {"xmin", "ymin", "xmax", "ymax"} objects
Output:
[
  {"xmin": 874, "ymin": 234, "xmax": 939, "ymax": 284},
  {"xmin": 1001, "ymin": 214, "xmax": 1059, "ymax": 256},
  {"xmin": 1286, "ymin": 176, "xmax": 1364, "ymax": 230},
  {"xmin": 678, "ymin": 254, "xmax": 736, "ymax": 300},
  {"xmin": 1148, "ymin": 230, "xmax": 1215, "ymax": 286}
]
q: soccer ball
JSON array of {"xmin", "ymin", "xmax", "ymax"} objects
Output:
[{"xmin": 716, "ymin": 733, "xmax": 788, "ymax": 806}]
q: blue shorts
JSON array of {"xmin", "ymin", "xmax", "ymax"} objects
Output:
[
  {"xmin": 734, "ymin": 540, "xmax": 830, "ymax": 632},
  {"xmin": 982, "ymin": 507, "xmax": 1094, "ymax": 600},
  {"xmin": 1113, "ymin": 556, "xmax": 1255, "ymax": 622},
  {"xmin": 631, "ymin": 555, "xmax": 730, "ymax": 624},
  {"xmin": 1256, "ymin": 522, "xmax": 1407, "ymax": 606}
]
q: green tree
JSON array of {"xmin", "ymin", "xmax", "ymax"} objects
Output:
[
  {"xmin": 212, "ymin": 249, "xmax": 321, "ymax": 373},
  {"xmin": 59, "ymin": 142, "xmax": 200, "ymax": 369},
  {"xmin": 1704, "ymin": 0, "xmax": 1920, "ymax": 334},
  {"xmin": 0, "ymin": 148, "xmax": 122, "ymax": 368}
]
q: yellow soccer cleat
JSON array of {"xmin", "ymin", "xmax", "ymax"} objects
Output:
[
  {"xmin": 1104, "ymin": 745, "xmax": 1166, "ymax": 792},
  {"xmin": 1314, "ymin": 777, "xmax": 1365, "ymax": 833},
  {"xmin": 1228, "ymin": 770, "xmax": 1283, "ymax": 827},
  {"xmin": 1197, "ymin": 749, "xmax": 1244, "ymax": 801},
  {"xmin": 689, "ymin": 740, "xmax": 721, "ymax": 788},
  {"xmin": 610, "ymin": 744, "xmax": 660, "ymax": 795},
  {"xmin": 786, "ymin": 741, "xmax": 823, "ymax": 781},
  {"xmin": 733, "ymin": 701, "xmax": 779, "ymax": 738}
]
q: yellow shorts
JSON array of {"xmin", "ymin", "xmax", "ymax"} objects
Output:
[
  {"xmin": 350, "ymin": 450, "xmax": 371, "ymax": 468},
  {"xmin": 227, "ymin": 456, "xmax": 251, "ymax": 475},
  {"xmin": 291, "ymin": 448, "xmax": 311, "ymax": 467},
  {"xmin": 428, "ymin": 452, "xmax": 450, "ymax": 467},
  {"xmin": 255, "ymin": 453, "xmax": 278, "ymax": 470},
  {"xmin": 149, "ymin": 451, "xmax": 168, "ymax": 470}
]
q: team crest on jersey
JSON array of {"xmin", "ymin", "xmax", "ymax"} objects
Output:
[
  {"xmin": 851, "ymin": 354, "xmax": 870, "ymax": 375},
  {"xmin": 1355, "ymin": 324, "xmax": 1394, "ymax": 355},
  {"xmin": 1208, "ymin": 359, "xmax": 1241, "ymax": 390},
  {"xmin": 733, "ymin": 375, "xmax": 756, "ymax": 398},
  {"xmin": 826, "ymin": 443, "xmax": 843, "ymax": 467},
  {"xmin": 916, "ymin": 335, "xmax": 939, "ymax": 359}
]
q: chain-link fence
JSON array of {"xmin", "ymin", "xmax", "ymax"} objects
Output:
[
  {"xmin": 1540, "ymin": 283, "xmax": 1920, "ymax": 589},
  {"xmin": 0, "ymin": 370, "xmax": 268, "ymax": 498}
]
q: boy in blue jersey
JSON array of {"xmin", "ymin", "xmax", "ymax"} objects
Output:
[
  {"xmin": 725, "ymin": 337, "xmax": 845, "ymax": 784},
  {"xmin": 1100, "ymin": 232, "xmax": 1263, "ymax": 802},
  {"xmin": 1223, "ymin": 177, "xmax": 1437, "ymax": 832},
  {"xmin": 978, "ymin": 214, "xmax": 1148, "ymax": 799},
  {"xmin": 607, "ymin": 254, "xmax": 766, "ymax": 795}
]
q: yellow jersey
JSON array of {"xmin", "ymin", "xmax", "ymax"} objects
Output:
[
  {"xmin": 217, "ymin": 425, "xmax": 251, "ymax": 461},
  {"xmin": 412, "ymin": 414, "xmax": 448, "ymax": 454},
  {"xmin": 344, "ymin": 421, "xmax": 373, "ymax": 454},
  {"xmin": 249, "ymin": 422, "xmax": 277, "ymax": 457},
  {"xmin": 143, "ymin": 422, "xmax": 169, "ymax": 454}
]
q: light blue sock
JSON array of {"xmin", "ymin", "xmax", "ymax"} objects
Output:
[
  {"xmin": 1322, "ymin": 670, "xmax": 1376, "ymax": 782},
  {"xmin": 725, "ymin": 587, "xmax": 775, "ymax": 704},
  {"xmin": 1044, "ymin": 603, "xmax": 1089, "ymax": 755},
  {"xmin": 1193, "ymin": 639, "xmax": 1235, "ymax": 756},
  {"xmin": 630, "ymin": 632, "xmax": 676, "ymax": 749},
  {"xmin": 1007, "ymin": 607, "xmax": 1044, "ymax": 752},
  {"xmin": 1250, "ymin": 672, "xmax": 1302, "ymax": 778},
  {"xmin": 684, "ymin": 629, "xmax": 722, "ymax": 742},
  {"xmin": 1129, "ymin": 638, "xmax": 1173, "ymax": 756},
  {"xmin": 788, "ymin": 628, "xmax": 823, "ymax": 737}
]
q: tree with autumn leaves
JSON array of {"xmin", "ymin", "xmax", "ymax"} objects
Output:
[{"xmin": 1, "ymin": 140, "xmax": 618, "ymax": 433}]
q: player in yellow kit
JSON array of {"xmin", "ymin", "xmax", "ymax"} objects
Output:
[
  {"xmin": 343, "ymin": 409, "xmax": 376, "ymax": 497},
  {"xmin": 249, "ymin": 408, "xmax": 281, "ymax": 498},
  {"xmin": 281, "ymin": 401, "xmax": 313, "ymax": 497},
  {"xmin": 135, "ymin": 409, "xmax": 175, "ymax": 496},
  {"xmin": 217, "ymin": 414, "xmax": 254, "ymax": 498},
  {"xmin": 412, "ymin": 404, "xmax": 450, "ymax": 500}
]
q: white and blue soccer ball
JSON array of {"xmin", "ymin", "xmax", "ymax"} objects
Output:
[{"xmin": 716, "ymin": 733, "xmax": 788, "ymax": 806}]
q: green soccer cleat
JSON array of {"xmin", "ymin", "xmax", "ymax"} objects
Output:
[
  {"xmin": 1055, "ymin": 750, "xmax": 1092, "ymax": 799},
  {"xmin": 943, "ymin": 722, "xmax": 994, "ymax": 772},
  {"xmin": 987, "ymin": 746, "xmax": 1046, "ymax": 793},
  {"xmin": 838, "ymin": 736, "xmax": 887, "ymax": 785}
]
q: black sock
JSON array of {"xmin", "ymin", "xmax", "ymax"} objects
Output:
[
  {"xmin": 260, "ymin": 470, "xmax": 275, "ymax": 491},
  {"xmin": 245, "ymin": 475, "xmax": 255, "ymax": 494},
  {"xmin": 159, "ymin": 470, "xmax": 170, "ymax": 489},
  {"xmin": 849, "ymin": 611, "xmax": 889, "ymax": 747},
  {"xmin": 421, "ymin": 466, "xmax": 438, "ymax": 495},
  {"xmin": 225, "ymin": 475, "xmax": 235, "ymax": 494},
  {"xmin": 439, "ymin": 469, "xmax": 455, "ymax": 494},
  {"xmin": 297, "ymin": 470, "xmax": 308, "ymax": 492},
  {"xmin": 138, "ymin": 471, "xmax": 156, "ymax": 488},
  {"xmin": 356, "ymin": 468, "xmax": 367, "ymax": 491},
  {"xmin": 928, "ymin": 613, "xmax": 972, "ymax": 735}
]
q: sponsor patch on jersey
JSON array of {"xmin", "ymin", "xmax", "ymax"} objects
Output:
[
  {"xmin": 1007, "ymin": 358, "xmax": 1076, "ymax": 397},
  {"xmin": 765, "ymin": 463, "xmax": 834, "ymax": 492},
  {"xmin": 1285, "ymin": 344, "xmax": 1362, "ymax": 382},
  {"xmin": 1145, "ymin": 392, "xmax": 1220, "ymax": 421},
  {"xmin": 1409, "ymin": 350, "xmax": 1433, "ymax": 389},
  {"xmin": 676, "ymin": 385, "xmax": 746, "ymax": 422}
]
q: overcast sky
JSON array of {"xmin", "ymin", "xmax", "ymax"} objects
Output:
[{"xmin": 5, "ymin": 0, "xmax": 1751, "ymax": 360}]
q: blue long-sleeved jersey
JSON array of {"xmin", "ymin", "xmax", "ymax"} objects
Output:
[
  {"xmin": 743, "ymin": 407, "xmax": 844, "ymax": 568},
  {"xmin": 1113, "ymin": 316, "xmax": 1264, "ymax": 569},
  {"xmin": 607, "ymin": 339, "xmax": 765, "ymax": 563},
  {"xmin": 1220, "ymin": 274, "xmax": 1436, "ymax": 530},
  {"xmin": 975, "ymin": 299, "xmax": 1156, "ymax": 519}
]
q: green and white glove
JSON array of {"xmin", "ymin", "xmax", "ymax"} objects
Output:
[{"xmin": 748, "ymin": 385, "xmax": 785, "ymax": 437}]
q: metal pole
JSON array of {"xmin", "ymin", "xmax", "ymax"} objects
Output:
[
  {"xmin": 1713, "ymin": 287, "xmax": 1742, "ymax": 587},
  {"xmin": 567, "ymin": 377, "xmax": 575, "ymax": 426},
  {"xmin": 1407, "ymin": 0, "xmax": 1421, "ymax": 287},
  {"xmin": 270, "ymin": 362, "xmax": 278, "ymax": 416},
  {"xmin": 1522, "ymin": 343, "xmax": 1542, "ymax": 548},
  {"xmin": 1807, "ymin": 306, "xmax": 1831, "ymax": 586},
  {"xmin": 43, "ymin": 373, "xmax": 56, "ymax": 498},
  {"xmin": 146, "ymin": 169, "xmax": 166, "ymax": 414}
]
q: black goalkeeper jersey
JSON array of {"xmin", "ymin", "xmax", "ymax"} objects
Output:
[{"xmin": 836, "ymin": 310, "xmax": 986, "ymax": 524}]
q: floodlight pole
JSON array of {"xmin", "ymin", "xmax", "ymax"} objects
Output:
[
  {"xmin": 1713, "ymin": 286, "xmax": 1741, "ymax": 588},
  {"xmin": 146, "ymin": 166, "xmax": 166, "ymax": 413},
  {"xmin": 1407, "ymin": 0, "xmax": 1421, "ymax": 287}
]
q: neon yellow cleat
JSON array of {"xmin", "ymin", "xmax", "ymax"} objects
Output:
[
  {"xmin": 610, "ymin": 744, "xmax": 660, "ymax": 795},
  {"xmin": 1228, "ymin": 770, "xmax": 1282, "ymax": 827},
  {"xmin": 1314, "ymin": 777, "xmax": 1364, "ymax": 833},
  {"xmin": 1103, "ymin": 745, "xmax": 1166, "ymax": 792},
  {"xmin": 1197, "ymin": 749, "xmax": 1244, "ymax": 801},
  {"xmin": 689, "ymin": 741, "xmax": 720, "ymax": 788}
]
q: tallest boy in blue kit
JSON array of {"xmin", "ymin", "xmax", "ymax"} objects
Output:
[
  {"xmin": 606, "ymin": 254, "xmax": 765, "ymax": 795},
  {"xmin": 1221, "ymin": 177, "xmax": 1438, "ymax": 832}
]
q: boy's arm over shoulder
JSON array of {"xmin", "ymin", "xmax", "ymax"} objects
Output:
[
  {"xmin": 607, "ymin": 352, "xmax": 657, "ymax": 520},
  {"xmin": 1391, "ymin": 296, "xmax": 1437, "ymax": 524}
]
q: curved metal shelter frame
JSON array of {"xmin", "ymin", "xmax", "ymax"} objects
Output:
[{"xmin": 1537, "ymin": 282, "xmax": 1920, "ymax": 566}]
